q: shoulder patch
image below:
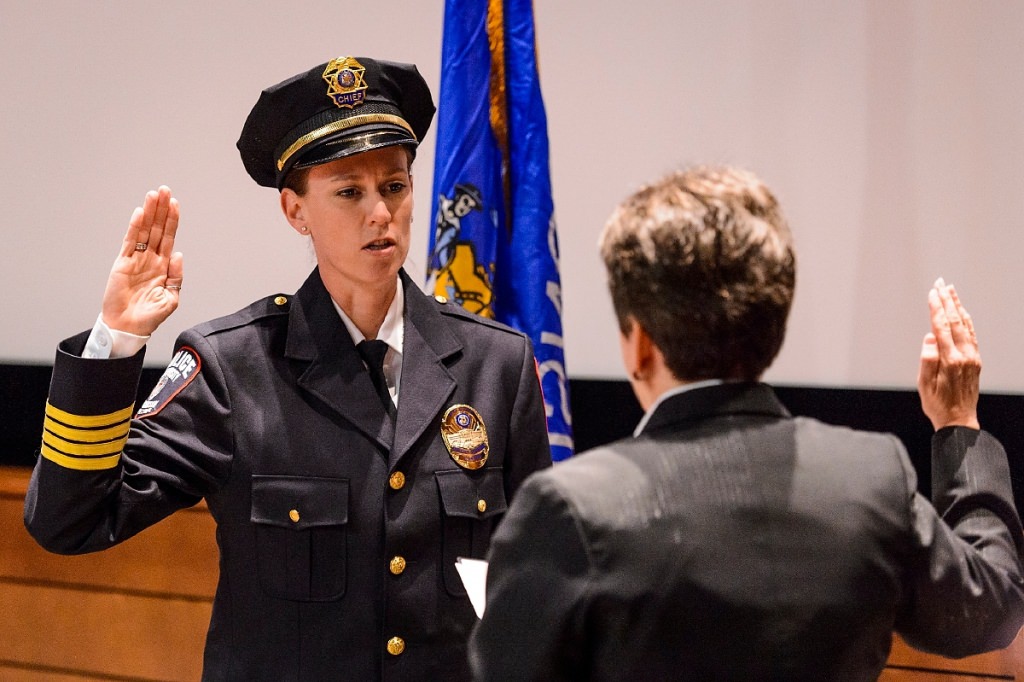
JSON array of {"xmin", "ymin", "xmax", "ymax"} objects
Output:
[{"xmin": 136, "ymin": 346, "xmax": 202, "ymax": 418}]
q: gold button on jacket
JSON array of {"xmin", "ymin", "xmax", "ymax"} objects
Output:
[
  {"xmin": 390, "ymin": 555, "xmax": 407, "ymax": 575},
  {"xmin": 389, "ymin": 471, "xmax": 405, "ymax": 490},
  {"xmin": 387, "ymin": 637, "xmax": 405, "ymax": 656}
]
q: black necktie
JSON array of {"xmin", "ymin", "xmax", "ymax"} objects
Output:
[{"xmin": 357, "ymin": 340, "xmax": 397, "ymax": 421}]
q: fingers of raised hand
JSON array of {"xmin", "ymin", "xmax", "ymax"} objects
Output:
[
  {"xmin": 919, "ymin": 331, "xmax": 939, "ymax": 363},
  {"xmin": 928, "ymin": 284, "xmax": 953, "ymax": 351},
  {"xmin": 121, "ymin": 206, "xmax": 147, "ymax": 257},
  {"xmin": 163, "ymin": 252, "xmax": 185, "ymax": 295},
  {"xmin": 928, "ymin": 279, "xmax": 982, "ymax": 386},
  {"xmin": 143, "ymin": 186, "xmax": 176, "ymax": 251},
  {"xmin": 949, "ymin": 286, "xmax": 978, "ymax": 345},
  {"xmin": 935, "ymin": 281, "xmax": 979, "ymax": 357},
  {"xmin": 930, "ymin": 280, "xmax": 963, "ymax": 346},
  {"xmin": 156, "ymin": 196, "xmax": 181, "ymax": 257},
  {"xmin": 135, "ymin": 188, "xmax": 161, "ymax": 246},
  {"xmin": 917, "ymin": 331, "xmax": 939, "ymax": 389},
  {"xmin": 121, "ymin": 187, "xmax": 178, "ymax": 260}
]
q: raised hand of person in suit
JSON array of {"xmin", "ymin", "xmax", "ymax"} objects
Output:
[
  {"xmin": 100, "ymin": 185, "xmax": 184, "ymax": 336},
  {"xmin": 918, "ymin": 278, "xmax": 981, "ymax": 431}
]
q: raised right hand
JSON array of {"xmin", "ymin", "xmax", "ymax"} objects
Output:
[
  {"xmin": 101, "ymin": 186, "xmax": 184, "ymax": 336},
  {"xmin": 917, "ymin": 278, "xmax": 981, "ymax": 431}
]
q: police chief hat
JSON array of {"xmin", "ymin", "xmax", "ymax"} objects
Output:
[{"xmin": 237, "ymin": 56, "xmax": 435, "ymax": 189}]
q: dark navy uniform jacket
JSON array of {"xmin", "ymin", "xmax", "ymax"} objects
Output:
[{"xmin": 25, "ymin": 268, "xmax": 552, "ymax": 681}]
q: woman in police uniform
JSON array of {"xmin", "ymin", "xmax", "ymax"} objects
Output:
[{"xmin": 25, "ymin": 56, "xmax": 551, "ymax": 681}]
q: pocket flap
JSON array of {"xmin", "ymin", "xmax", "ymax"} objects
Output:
[
  {"xmin": 251, "ymin": 475, "xmax": 349, "ymax": 530},
  {"xmin": 435, "ymin": 468, "xmax": 507, "ymax": 520}
]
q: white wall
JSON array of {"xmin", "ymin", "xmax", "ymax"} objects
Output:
[{"xmin": 2, "ymin": 1, "xmax": 1022, "ymax": 391}]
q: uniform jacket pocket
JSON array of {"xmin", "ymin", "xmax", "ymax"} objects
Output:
[
  {"xmin": 436, "ymin": 468, "xmax": 507, "ymax": 596},
  {"xmin": 251, "ymin": 475, "xmax": 349, "ymax": 602}
]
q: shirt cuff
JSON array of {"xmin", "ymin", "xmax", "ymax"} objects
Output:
[{"xmin": 82, "ymin": 314, "xmax": 150, "ymax": 359}]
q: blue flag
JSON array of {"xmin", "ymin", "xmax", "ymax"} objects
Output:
[{"xmin": 427, "ymin": 0, "xmax": 573, "ymax": 460}]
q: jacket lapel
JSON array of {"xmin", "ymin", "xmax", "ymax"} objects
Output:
[
  {"xmin": 284, "ymin": 269, "xmax": 394, "ymax": 451},
  {"xmin": 391, "ymin": 270, "xmax": 461, "ymax": 468}
]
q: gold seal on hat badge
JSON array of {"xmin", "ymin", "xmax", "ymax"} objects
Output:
[
  {"xmin": 322, "ymin": 56, "xmax": 367, "ymax": 109},
  {"xmin": 441, "ymin": 404, "xmax": 489, "ymax": 470}
]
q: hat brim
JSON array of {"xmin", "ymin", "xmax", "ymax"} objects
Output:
[{"xmin": 281, "ymin": 126, "xmax": 417, "ymax": 187}]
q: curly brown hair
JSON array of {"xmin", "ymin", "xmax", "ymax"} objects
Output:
[{"xmin": 599, "ymin": 166, "xmax": 796, "ymax": 381}]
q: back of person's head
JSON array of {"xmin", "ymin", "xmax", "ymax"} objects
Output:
[{"xmin": 599, "ymin": 166, "xmax": 796, "ymax": 382}]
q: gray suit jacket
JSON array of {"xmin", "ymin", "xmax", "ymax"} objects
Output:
[
  {"xmin": 26, "ymin": 268, "xmax": 551, "ymax": 681},
  {"xmin": 470, "ymin": 382, "xmax": 1024, "ymax": 681}
]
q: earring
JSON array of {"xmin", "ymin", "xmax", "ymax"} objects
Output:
[{"xmin": 300, "ymin": 226, "xmax": 309, "ymax": 233}]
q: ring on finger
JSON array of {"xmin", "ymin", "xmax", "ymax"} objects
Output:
[
  {"xmin": 165, "ymin": 284, "xmax": 181, "ymax": 291},
  {"xmin": 134, "ymin": 242, "xmax": 148, "ymax": 252}
]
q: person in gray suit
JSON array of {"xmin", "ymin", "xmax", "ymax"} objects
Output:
[
  {"xmin": 469, "ymin": 166, "xmax": 1024, "ymax": 681},
  {"xmin": 24, "ymin": 56, "xmax": 551, "ymax": 681}
]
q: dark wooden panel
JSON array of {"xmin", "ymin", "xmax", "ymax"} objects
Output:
[
  {"xmin": 883, "ymin": 633, "xmax": 1021, "ymax": 680},
  {"xmin": 880, "ymin": 670, "xmax": 1013, "ymax": 681},
  {"xmin": 0, "ymin": 662, "xmax": 174, "ymax": 681},
  {"xmin": 1, "ymin": 467, "xmax": 218, "ymax": 599},
  {"xmin": 1, "ymin": 466, "xmax": 213, "ymax": 681},
  {"xmin": 0, "ymin": 581, "xmax": 210, "ymax": 681}
]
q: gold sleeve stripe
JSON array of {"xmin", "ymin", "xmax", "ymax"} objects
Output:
[
  {"xmin": 45, "ymin": 401, "xmax": 134, "ymax": 429},
  {"xmin": 42, "ymin": 430, "xmax": 128, "ymax": 457},
  {"xmin": 40, "ymin": 401, "xmax": 132, "ymax": 471},
  {"xmin": 40, "ymin": 443, "xmax": 121, "ymax": 471},
  {"xmin": 43, "ymin": 415, "xmax": 129, "ymax": 443}
]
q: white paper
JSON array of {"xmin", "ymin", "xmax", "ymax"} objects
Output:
[{"xmin": 455, "ymin": 557, "xmax": 489, "ymax": 618}]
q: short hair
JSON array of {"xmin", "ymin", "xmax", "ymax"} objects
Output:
[
  {"xmin": 598, "ymin": 166, "xmax": 796, "ymax": 381},
  {"xmin": 281, "ymin": 165, "xmax": 313, "ymax": 196}
]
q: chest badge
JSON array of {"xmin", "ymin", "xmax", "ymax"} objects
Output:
[{"xmin": 440, "ymin": 404, "xmax": 489, "ymax": 470}]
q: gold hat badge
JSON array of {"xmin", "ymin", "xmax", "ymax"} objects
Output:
[
  {"xmin": 440, "ymin": 405, "xmax": 489, "ymax": 470},
  {"xmin": 322, "ymin": 56, "xmax": 368, "ymax": 109}
]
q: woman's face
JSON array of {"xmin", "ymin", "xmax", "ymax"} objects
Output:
[{"xmin": 283, "ymin": 145, "xmax": 413, "ymax": 297}]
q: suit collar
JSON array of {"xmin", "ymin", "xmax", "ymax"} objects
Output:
[
  {"xmin": 633, "ymin": 379, "xmax": 725, "ymax": 436},
  {"xmin": 639, "ymin": 382, "xmax": 791, "ymax": 436}
]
